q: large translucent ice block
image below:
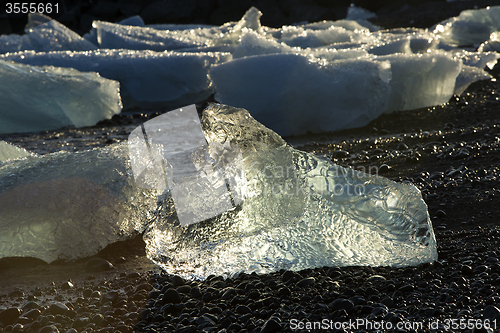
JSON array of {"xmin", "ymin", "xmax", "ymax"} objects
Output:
[
  {"xmin": 0, "ymin": 144, "xmax": 156, "ymax": 263},
  {"xmin": 0, "ymin": 60, "xmax": 122, "ymax": 134},
  {"xmin": 144, "ymin": 104, "xmax": 438, "ymax": 280}
]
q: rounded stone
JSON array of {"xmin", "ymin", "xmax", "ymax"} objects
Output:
[{"xmin": 48, "ymin": 302, "xmax": 69, "ymax": 316}]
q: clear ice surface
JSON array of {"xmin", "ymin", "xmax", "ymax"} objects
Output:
[
  {"xmin": 0, "ymin": 59, "xmax": 121, "ymax": 134},
  {"xmin": 1, "ymin": 50, "xmax": 231, "ymax": 109},
  {"xmin": 210, "ymin": 53, "xmax": 392, "ymax": 136},
  {"xmin": 144, "ymin": 104, "xmax": 438, "ymax": 280},
  {"xmin": 0, "ymin": 144, "xmax": 156, "ymax": 263}
]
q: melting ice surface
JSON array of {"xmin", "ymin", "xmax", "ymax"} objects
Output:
[
  {"xmin": 1, "ymin": 6, "xmax": 499, "ymax": 135},
  {"xmin": 144, "ymin": 104, "xmax": 438, "ymax": 279},
  {"xmin": 0, "ymin": 60, "xmax": 122, "ymax": 134},
  {"xmin": 1, "ymin": 50, "xmax": 231, "ymax": 110},
  {"xmin": 0, "ymin": 104, "xmax": 437, "ymax": 278}
]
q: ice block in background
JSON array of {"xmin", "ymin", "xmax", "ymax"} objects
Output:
[{"xmin": 0, "ymin": 60, "xmax": 121, "ymax": 134}]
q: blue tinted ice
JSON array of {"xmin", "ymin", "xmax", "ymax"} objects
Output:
[
  {"xmin": 1, "ymin": 50, "xmax": 231, "ymax": 109},
  {"xmin": 0, "ymin": 104, "xmax": 437, "ymax": 277}
]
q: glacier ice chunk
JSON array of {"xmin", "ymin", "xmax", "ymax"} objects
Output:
[
  {"xmin": 144, "ymin": 104, "xmax": 438, "ymax": 279},
  {"xmin": 378, "ymin": 53, "xmax": 462, "ymax": 113},
  {"xmin": 0, "ymin": 141, "xmax": 33, "ymax": 163},
  {"xmin": 1, "ymin": 50, "xmax": 231, "ymax": 109},
  {"xmin": 0, "ymin": 144, "xmax": 156, "ymax": 263},
  {"xmin": 0, "ymin": 104, "xmax": 437, "ymax": 274},
  {"xmin": 0, "ymin": 59, "xmax": 121, "ymax": 134},
  {"xmin": 93, "ymin": 20, "xmax": 210, "ymax": 51},
  {"xmin": 210, "ymin": 53, "xmax": 392, "ymax": 136}
]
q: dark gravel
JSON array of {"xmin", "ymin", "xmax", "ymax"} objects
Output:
[{"xmin": 1, "ymin": 1, "xmax": 500, "ymax": 333}]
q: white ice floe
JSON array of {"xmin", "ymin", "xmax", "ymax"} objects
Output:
[
  {"xmin": 0, "ymin": 5, "xmax": 498, "ymax": 135},
  {"xmin": 0, "ymin": 141, "xmax": 33, "ymax": 162},
  {"xmin": 0, "ymin": 59, "xmax": 121, "ymax": 134},
  {"xmin": 1, "ymin": 50, "xmax": 231, "ymax": 109}
]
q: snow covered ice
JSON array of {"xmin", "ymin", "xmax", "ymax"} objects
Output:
[
  {"xmin": 144, "ymin": 104, "xmax": 438, "ymax": 279},
  {"xmin": 0, "ymin": 59, "xmax": 121, "ymax": 134},
  {"xmin": 0, "ymin": 143, "xmax": 156, "ymax": 263}
]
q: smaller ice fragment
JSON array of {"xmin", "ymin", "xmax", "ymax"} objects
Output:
[
  {"xmin": 118, "ymin": 15, "xmax": 145, "ymax": 27},
  {"xmin": 454, "ymin": 65, "xmax": 493, "ymax": 95},
  {"xmin": 210, "ymin": 53, "xmax": 391, "ymax": 136},
  {"xmin": 0, "ymin": 144, "xmax": 156, "ymax": 263},
  {"xmin": 378, "ymin": 53, "xmax": 462, "ymax": 113},
  {"xmin": 25, "ymin": 13, "xmax": 97, "ymax": 52},
  {"xmin": 434, "ymin": 6, "xmax": 500, "ymax": 46},
  {"xmin": 0, "ymin": 141, "xmax": 33, "ymax": 162},
  {"xmin": 346, "ymin": 4, "xmax": 377, "ymax": 20},
  {"xmin": 93, "ymin": 21, "xmax": 210, "ymax": 51},
  {"xmin": 0, "ymin": 60, "xmax": 122, "ymax": 134},
  {"xmin": 128, "ymin": 105, "xmax": 245, "ymax": 226},
  {"xmin": 479, "ymin": 32, "xmax": 500, "ymax": 52},
  {"xmin": 1, "ymin": 50, "xmax": 231, "ymax": 109}
]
